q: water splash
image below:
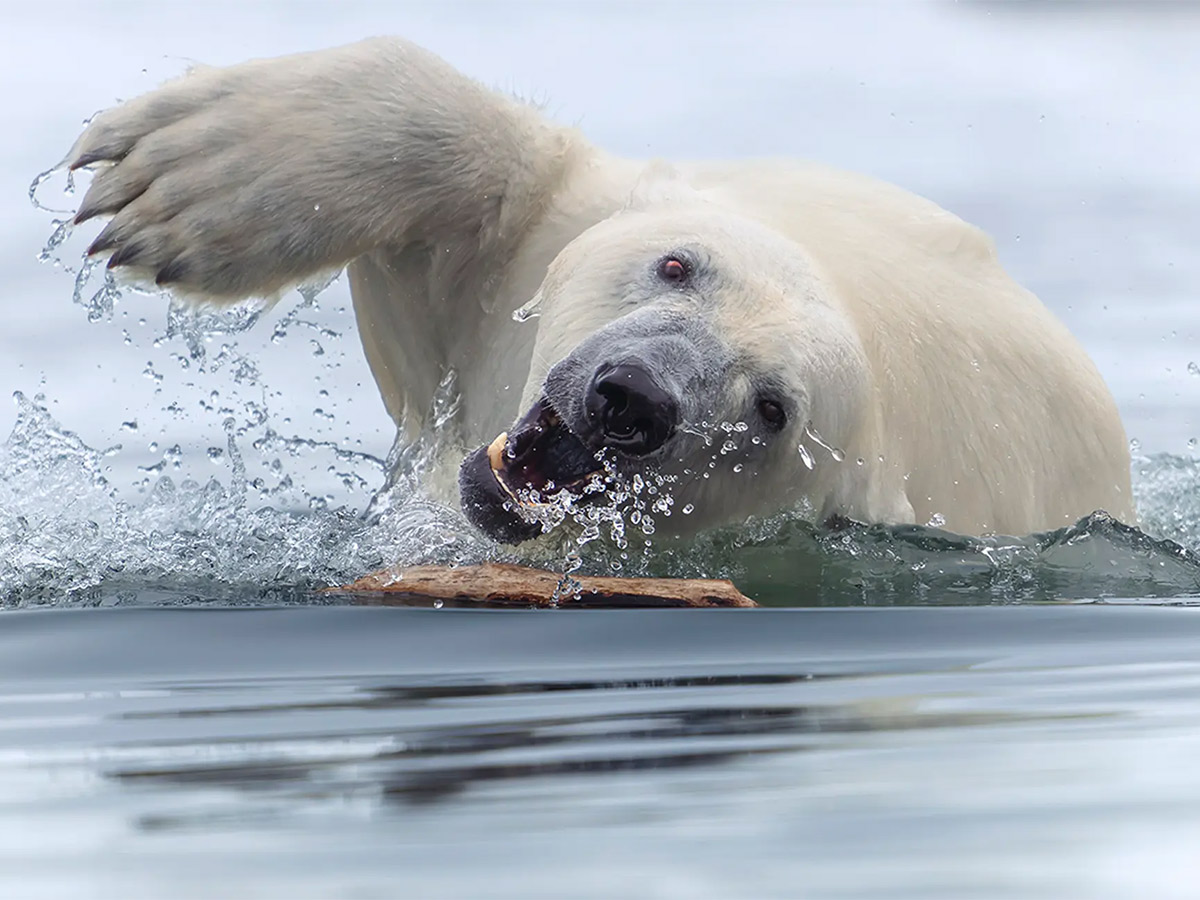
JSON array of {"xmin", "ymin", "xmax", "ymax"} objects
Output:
[
  {"xmin": 363, "ymin": 368, "xmax": 463, "ymax": 523},
  {"xmin": 39, "ymin": 219, "xmax": 74, "ymax": 266},
  {"xmin": 28, "ymin": 165, "xmax": 75, "ymax": 216},
  {"xmin": 803, "ymin": 420, "xmax": 846, "ymax": 463},
  {"xmin": 2, "ymin": 387, "xmax": 1199, "ymax": 608},
  {"xmin": 72, "ymin": 259, "xmax": 124, "ymax": 322},
  {"xmin": 0, "ymin": 392, "xmax": 495, "ymax": 608},
  {"xmin": 1132, "ymin": 452, "xmax": 1200, "ymax": 550},
  {"xmin": 164, "ymin": 295, "xmax": 271, "ymax": 360}
]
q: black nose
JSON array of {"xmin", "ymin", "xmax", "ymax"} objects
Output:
[{"xmin": 585, "ymin": 364, "xmax": 679, "ymax": 455}]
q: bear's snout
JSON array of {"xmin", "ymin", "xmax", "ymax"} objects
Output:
[{"xmin": 585, "ymin": 363, "xmax": 679, "ymax": 456}]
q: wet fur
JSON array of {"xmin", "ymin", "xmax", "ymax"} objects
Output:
[{"xmin": 66, "ymin": 37, "xmax": 1134, "ymax": 537}]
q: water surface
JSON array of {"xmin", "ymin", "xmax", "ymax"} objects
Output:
[{"xmin": 3, "ymin": 604, "xmax": 1200, "ymax": 899}]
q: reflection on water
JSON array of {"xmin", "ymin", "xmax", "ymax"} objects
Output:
[
  {"xmin": 110, "ymin": 673, "xmax": 1033, "ymax": 815},
  {"xmin": 2, "ymin": 605, "xmax": 1199, "ymax": 898}
]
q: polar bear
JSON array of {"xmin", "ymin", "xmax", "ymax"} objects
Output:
[{"xmin": 65, "ymin": 37, "xmax": 1133, "ymax": 542}]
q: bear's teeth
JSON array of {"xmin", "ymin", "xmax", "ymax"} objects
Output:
[
  {"xmin": 487, "ymin": 432, "xmax": 508, "ymax": 474},
  {"xmin": 486, "ymin": 432, "xmax": 529, "ymax": 507}
]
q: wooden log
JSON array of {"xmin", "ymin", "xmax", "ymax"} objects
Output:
[{"xmin": 333, "ymin": 562, "xmax": 757, "ymax": 609}]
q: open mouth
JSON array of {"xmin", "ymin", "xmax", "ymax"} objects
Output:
[
  {"xmin": 459, "ymin": 398, "xmax": 606, "ymax": 543},
  {"xmin": 490, "ymin": 399, "xmax": 604, "ymax": 501}
]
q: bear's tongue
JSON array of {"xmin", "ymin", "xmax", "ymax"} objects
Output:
[{"xmin": 488, "ymin": 399, "xmax": 603, "ymax": 502}]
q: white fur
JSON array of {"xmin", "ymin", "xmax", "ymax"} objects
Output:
[{"xmin": 67, "ymin": 37, "xmax": 1134, "ymax": 536}]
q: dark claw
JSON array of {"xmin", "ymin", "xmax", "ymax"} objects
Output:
[
  {"xmin": 69, "ymin": 143, "xmax": 125, "ymax": 172},
  {"xmin": 75, "ymin": 198, "xmax": 109, "ymax": 226},
  {"xmin": 70, "ymin": 150, "xmax": 108, "ymax": 171},
  {"xmin": 86, "ymin": 227, "xmax": 119, "ymax": 257},
  {"xmin": 106, "ymin": 240, "xmax": 145, "ymax": 270},
  {"xmin": 155, "ymin": 257, "xmax": 189, "ymax": 286}
]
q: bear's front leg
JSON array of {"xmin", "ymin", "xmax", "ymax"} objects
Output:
[{"xmin": 67, "ymin": 37, "xmax": 573, "ymax": 306}]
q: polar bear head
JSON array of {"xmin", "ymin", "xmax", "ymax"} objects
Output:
[{"xmin": 459, "ymin": 198, "xmax": 872, "ymax": 544}]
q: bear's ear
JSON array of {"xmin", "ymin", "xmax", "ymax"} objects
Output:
[{"xmin": 625, "ymin": 160, "xmax": 705, "ymax": 211}]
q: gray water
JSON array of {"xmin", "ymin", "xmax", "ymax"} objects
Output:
[
  {"xmin": 4, "ymin": 1, "xmax": 1200, "ymax": 897},
  {"xmin": 5, "ymin": 606, "xmax": 1200, "ymax": 899}
]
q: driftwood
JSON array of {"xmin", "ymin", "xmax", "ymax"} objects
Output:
[{"xmin": 334, "ymin": 562, "xmax": 757, "ymax": 608}]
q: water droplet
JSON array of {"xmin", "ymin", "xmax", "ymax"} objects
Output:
[
  {"xmin": 433, "ymin": 599, "xmax": 444, "ymax": 609},
  {"xmin": 797, "ymin": 443, "xmax": 815, "ymax": 470},
  {"xmin": 926, "ymin": 512, "xmax": 946, "ymax": 528},
  {"xmin": 512, "ymin": 294, "xmax": 543, "ymax": 322},
  {"xmin": 803, "ymin": 421, "xmax": 845, "ymax": 463},
  {"xmin": 733, "ymin": 463, "xmax": 743, "ymax": 473},
  {"xmin": 1189, "ymin": 361, "xmax": 1200, "ymax": 377},
  {"xmin": 1129, "ymin": 437, "xmax": 1141, "ymax": 453},
  {"xmin": 120, "ymin": 420, "xmax": 138, "ymax": 433},
  {"xmin": 682, "ymin": 504, "xmax": 695, "ymax": 515}
]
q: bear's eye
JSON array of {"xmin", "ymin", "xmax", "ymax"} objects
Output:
[
  {"xmin": 757, "ymin": 398, "xmax": 787, "ymax": 432},
  {"xmin": 656, "ymin": 255, "xmax": 690, "ymax": 285}
]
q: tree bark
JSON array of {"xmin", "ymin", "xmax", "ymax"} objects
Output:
[{"xmin": 335, "ymin": 562, "xmax": 757, "ymax": 608}]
